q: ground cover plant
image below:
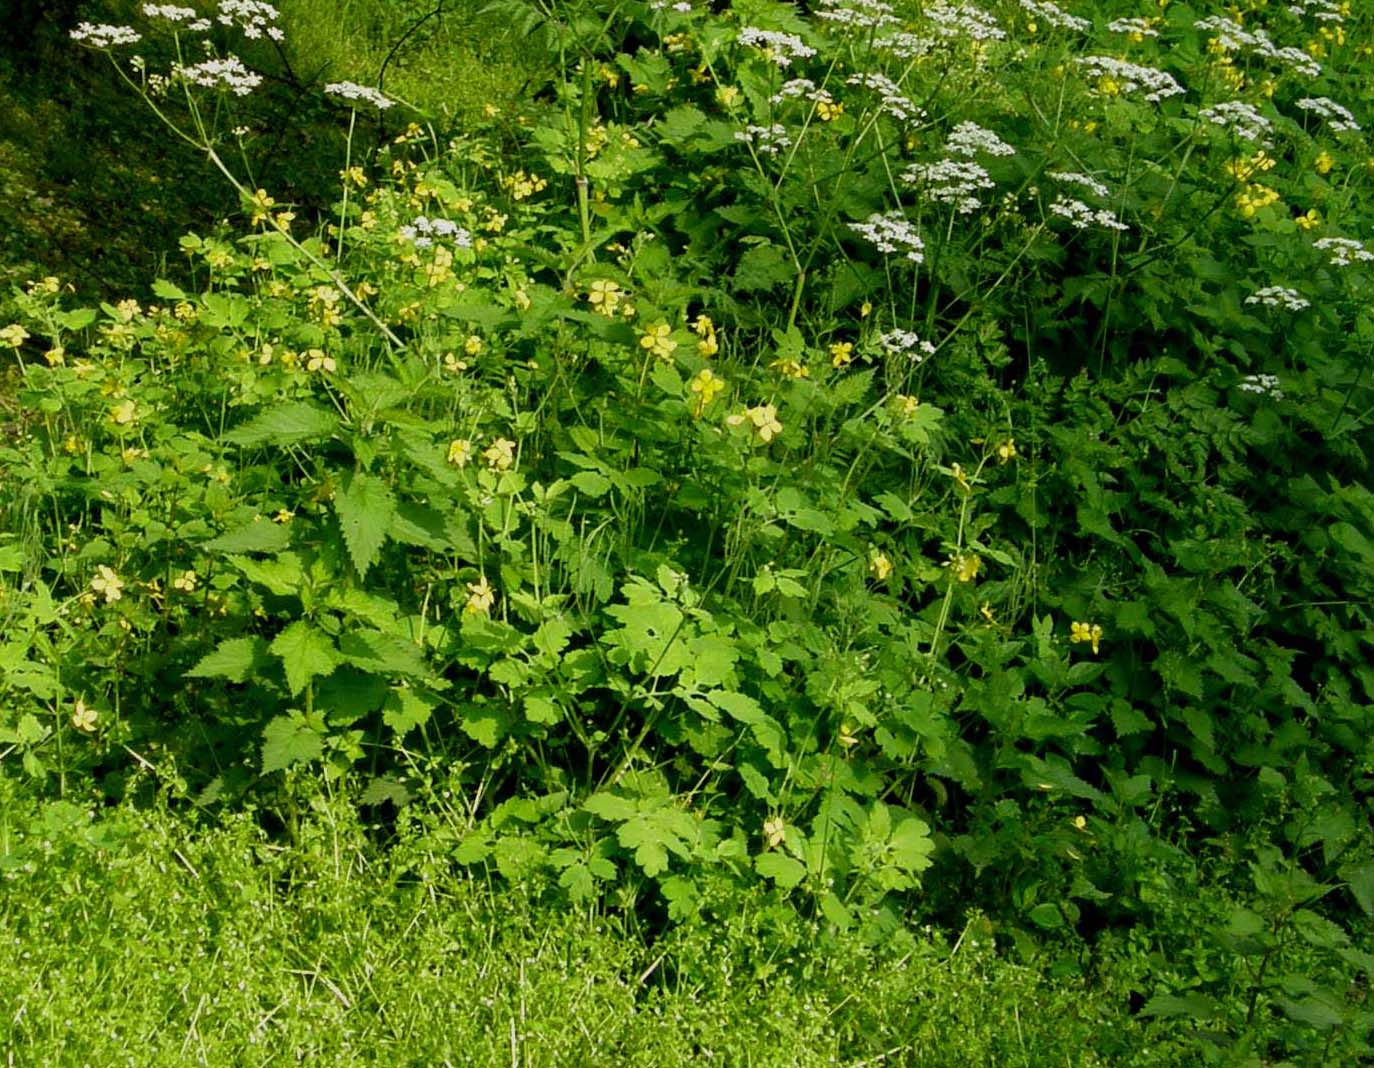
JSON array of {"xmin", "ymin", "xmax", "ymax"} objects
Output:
[{"xmin": 2, "ymin": 0, "xmax": 1374, "ymax": 1062}]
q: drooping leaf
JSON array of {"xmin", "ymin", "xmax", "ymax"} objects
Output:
[
  {"xmin": 203, "ymin": 521, "xmax": 291, "ymax": 554},
  {"xmin": 223, "ymin": 402, "xmax": 338, "ymax": 447},
  {"xmin": 382, "ymin": 687, "xmax": 438, "ymax": 737},
  {"xmin": 755, "ymin": 851, "xmax": 807, "ymax": 889},
  {"xmin": 333, "ymin": 471, "xmax": 395, "ymax": 578},
  {"xmin": 187, "ymin": 636, "xmax": 271, "ymax": 683}
]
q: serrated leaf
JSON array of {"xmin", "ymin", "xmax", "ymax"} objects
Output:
[
  {"xmin": 382, "ymin": 687, "xmax": 437, "ymax": 737},
  {"xmin": 709, "ymin": 690, "xmax": 787, "ymax": 766},
  {"xmin": 460, "ymin": 706, "xmax": 509, "ymax": 747},
  {"xmin": 338, "ymin": 629, "xmax": 428, "ymax": 678},
  {"xmin": 755, "ymin": 851, "xmax": 807, "ymax": 889},
  {"xmin": 187, "ymin": 636, "xmax": 270, "ymax": 682},
  {"xmin": 583, "ymin": 792, "xmax": 639, "ymax": 822},
  {"xmin": 151, "ymin": 279, "xmax": 187, "ymax": 300},
  {"xmin": 229, "ymin": 552, "xmax": 305, "ymax": 596},
  {"xmin": 1139, "ymin": 993, "xmax": 1221, "ymax": 1021},
  {"xmin": 223, "ymin": 402, "xmax": 338, "ymax": 448},
  {"xmin": 1341, "ymin": 860, "xmax": 1374, "ymax": 918},
  {"xmin": 1274, "ymin": 995, "xmax": 1345, "ymax": 1030},
  {"xmin": 261, "ymin": 715, "xmax": 323, "ymax": 774},
  {"xmin": 269, "ymin": 620, "xmax": 338, "ymax": 696},
  {"xmin": 334, "ymin": 472, "xmax": 395, "ymax": 578},
  {"xmin": 204, "ymin": 520, "xmax": 291, "ymax": 554}
]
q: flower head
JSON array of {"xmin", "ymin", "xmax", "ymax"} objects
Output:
[
  {"xmin": 1069, "ymin": 620, "xmax": 1103, "ymax": 654},
  {"xmin": 689, "ymin": 368, "xmax": 725, "ymax": 416},
  {"xmin": 72, "ymin": 698, "xmax": 99, "ymax": 732},
  {"xmin": 465, "ymin": 576, "xmax": 496, "ymax": 615},
  {"xmin": 639, "ymin": 322, "xmax": 678, "ymax": 361},
  {"xmin": 91, "ymin": 565, "xmax": 125, "ymax": 603},
  {"xmin": 483, "ymin": 437, "xmax": 517, "ymax": 471}
]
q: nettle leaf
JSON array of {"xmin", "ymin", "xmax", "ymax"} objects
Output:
[
  {"xmin": 261, "ymin": 715, "xmax": 324, "ymax": 774},
  {"xmin": 204, "ymin": 520, "xmax": 291, "ymax": 554},
  {"xmin": 223, "ymin": 402, "xmax": 338, "ymax": 448},
  {"xmin": 1341, "ymin": 860, "xmax": 1374, "ymax": 918},
  {"xmin": 187, "ymin": 636, "xmax": 271, "ymax": 683},
  {"xmin": 734, "ymin": 242, "xmax": 792, "ymax": 292},
  {"xmin": 230, "ymin": 552, "xmax": 305, "ymax": 596},
  {"xmin": 269, "ymin": 620, "xmax": 339, "ymax": 696},
  {"xmin": 1139, "ymin": 993, "xmax": 1222, "ymax": 1021},
  {"xmin": 338, "ymin": 629, "xmax": 428, "ymax": 678},
  {"xmin": 334, "ymin": 472, "xmax": 396, "ymax": 578},
  {"xmin": 460, "ymin": 705, "xmax": 512, "ymax": 747},
  {"xmin": 382, "ymin": 687, "xmax": 437, "ymax": 737}
]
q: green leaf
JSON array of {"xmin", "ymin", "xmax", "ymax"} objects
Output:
[
  {"xmin": 269, "ymin": 620, "xmax": 339, "ymax": 696},
  {"xmin": 151, "ymin": 279, "xmax": 187, "ymax": 300},
  {"xmin": 570, "ymin": 470, "xmax": 614, "ymax": 497},
  {"xmin": 1027, "ymin": 902, "xmax": 1065, "ymax": 930},
  {"xmin": 187, "ymin": 636, "xmax": 271, "ymax": 682},
  {"xmin": 382, "ymin": 687, "xmax": 437, "ymax": 737},
  {"xmin": 709, "ymin": 690, "xmax": 786, "ymax": 765},
  {"xmin": 223, "ymin": 402, "xmax": 338, "ymax": 448},
  {"xmin": 755, "ymin": 851, "xmax": 807, "ymax": 889},
  {"xmin": 338, "ymin": 630, "xmax": 428, "ymax": 678},
  {"xmin": 1341, "ymin": 860, "xmax": 1374, "ymax": 918},
  {"xmin": 333, "ymin": 472, "xmax": 395, "ymax": 577},
  {"xmin": 460, "ymin": 706, "xmax": 509, "ymax": 747},
  {"xmin": 261, "ymin": 715, "xmax": 324, "ymax": 774},
  {"xmin": 583, "ymin": 792, "xmax": 639, "ymax": 822},
  {"xmin": 1274, "ymin": 995, "xmax": 1345, "ymax": 1031},
  {"xmin": 734, "ymin": 243, "xmax": 792, "ymax": 292},
  {"xmin": 204, "ymin": 520, "xmax": 291, "ymax": 554},
  {"xmin": 1139, "ymin": 993, "xmax": 1221, "ymax": 1021}
]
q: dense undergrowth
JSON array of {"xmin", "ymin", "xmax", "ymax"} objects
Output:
[{"xmin": 2, "ymin": 0, "xmax": 1374, "ymax": 1062}]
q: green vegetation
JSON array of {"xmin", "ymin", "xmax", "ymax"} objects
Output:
[{"xmin": 2, "ymin": 0, "xmax": 1373, "ymax": 1062}]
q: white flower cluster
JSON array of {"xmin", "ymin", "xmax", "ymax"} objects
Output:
[
  {"xmin": 1314, "ymin": 237, "xmax": 1374, "ymax": 266},
  {"xmin": 737, "ymin": 27, "xmax": 816, "ymax": 67},
  {"xmin": 1049, "ymin": 197, "xmax": 1128, "ymax": 232},
  {"xmin": 142, "ymin": 5, "xmax": 211, "ymax": 29},
  {"xmin": 70, "ymin": 23, "xmax": 142, "ymax": 47},
  {"xmin": 734, "ymin": 123, "xmax": 792, "ymax": 155},
  {"xmin": 945, "ymin": 121, "xmax": 1015, "ymax": 158},
  {"xmin": 1287, "ymin": 0, "xmax": 1344, "ymax": 22},
  {"xmin": 400, "ymin": 216, "xmax": 471, "ymax": 249},
  {"xmin": 325, "ymin": 82, "xmax": 395, "ymax": 109},
  {"xmin": 874, "ymin": 32, "xmax": 935, "ymax": 59},
  {"xmin": 1108, "ymin": 17, "xmax": 1159, "ymax": 37},
  {"xmin": 217, "ymin": 0, "xmax": 284, "ymax": 41},
  {"xmin": 846, "ymin": 72, "xmax": 924, "ymax": 125},
  {"xmin": 172, "ymin": 56, "xmax": 262, "ymax": 95},
  {"xmin": 904, "ymin": 159, "xmax": 994, "ymax": 214},
  {"xmin": 1245, "ymin": 286, "xmax": 1309, "ymax": 311},
  {"xmin": 650, "ymin": 1, "xmax": 694, "ymax": 11},
  {"xmin": 1192, "ymin": 17, "xmax": 1322, "ymax": 77},
  {"xmin": 926, "ymin": 1, "xmax": 1006, "ymax": 41},
  {"xmin": 815, "ymin": 0, "xmax": 897, "ymax": 31},
  {"xmin": 1018, "ymin": 0, "xmax": 1089, "ymax": 32},
  {"xmin": 1198, "ymin": 100, "xmax": 1273, "ymax": 145},
  {"xmin": 1296, "ymin": 96, "xmax": 1361, "ymax": 134},
  {"xmin": 1048, "ymin": 171, "xmax": 1110, "ymax": 198},
  {"xmin": 1075, "ymin": 56, "xmax": 1185, "ymax": 102},
  {"xmin": 1238, "ymin": 373, "xmax": 1283, "ymax": 398},
  {"xmin": 879, "ymin": 330, "xmax": 937, "ymax": 360},
  {"xmin": 851, "ymin": 211, "xmax": 926, "ymax": 263},
  {"xmin": 771, "ymin": 78, "xmax": 816, "ymax": 102}
]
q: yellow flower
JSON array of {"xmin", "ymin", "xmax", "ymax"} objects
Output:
[
  {"xmin": 273, "ymin": 210, "xmax": 295, "ymax": 232},
  {"xmin": 950, "ymin": 463, "xmax": 972, "ymax": 492},
  {"xmin": 770, "ymin": 357, "xmax": 809, "ymax": 380},
  {"xmin": 997, "ymin": 438, "xmax": 1017, "ymax": 463},
  {"xmin": 829, "ymin": 341, "xmax": 854, "ymax": 368},
  {"xmin": 869, "ymin": 551, "xmax": 893, "ymax": 581},
  {"xmin": 465, "ymin": 576, "xmax": 496, "ymax": 615},
  {"xmin": 980, "ymin": 601, "xmax": 996, "ymax": 624},
  {"xmin": 838, "ymin": 723, "xmax": 859, "ymax": 748},
  {"xmin": 171, "ymin": 569, "xmax": 198, "ymax": 593},
  {"xmin": 817, "ymin": 99, "xmax": 844, "ymax": 122},
  {"xmin": 1070, "ymin": 621, "xmax": 1104, "ymax": 655},
  {"xmin": 689, "ymin": 368, "xmax": 725, "ymax": 416},
  {"xmin": 639, "ymin": 321, "xmax": 678, "ymax": 361},
  {"xmin": 894, "ymin": 394, "xmax": 919, "ymax": 417},
  {"xmin": 91, "ymin": 565, "xmax": 124, "ymax": 603},
  {"xmin": 484, "ymin": 437, "xmax": 517, "ymax": 470},
  {"xmin": 728, "ymin": 404, "xmax": 784, "ymax": 443},
  {"xmin": 71, "ymin": 698, "xmax": 98, "ymax": 733},
  {"xmin": 587, "ymin": 278, "xmax": 622, "ymax": 316},
  {"xmin": 693, "ymin": 315, "xmax": 714, "ymax": 337},
  {"xmin": 763, "ymin": 815, "xmax": 786, "ymax": 849},
  {"xmin": 340, "ymin": 166, "xmax": 367, "ymax": 188},
  {"xmin": 114, "ymin": 299, "xmax": 141, "ymax": 322},
  {"xmin": 447, "ymin": 439, "xmax": 473, "ymax": 468},
  {"xmin": 949, "ymin": 552, "xmax": 981, "ymax": 583},
  {"xmin": 443, "ymin": 352, "xmax": 469, "ymax": 374},
  {"xmin": 305, "ymin": 349, "xmax": 336, "ymax": 374},
  {"xmin": 860, "ymin": 301, "xmax": 872, "ymax": 318},
  {"xmin": 1, "ymin": 323, "xmax": 29, "ymax": 348},
  {"xmin": 248, "ymin": 188, "xmax": 275, "ymax": 225},
  {"xmin": 716, "ymin": 85, "xmax": 741, "ymax": 108},
  {"xmin": 45, "ymin": 347, "xmax": 66, "ymax": 366},
  {"xmin": 1315, "ymin": 151, "xmax": 1335, "ymax": 175},
  {"xmin": 110, "ymin": 398, "xmax": 138, "ymax": 426},
  {"xmin": 464, "ymin": 334, "xmax": 484, "ymax": 356},
  {"xmin": 273, "ymin": 509, "xmax": 295, "ymax": 524},
  {"xmin": 513, "ymin": 288, "xmax": 531, "ymax": 311},
  {"xmin": 1295, "ymin": 208, "xmax": 1322, "ymax": 231}
]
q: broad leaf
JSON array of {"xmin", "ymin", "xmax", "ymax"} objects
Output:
[
  {"xmin": 223, "ymin": 402, "xmax": 338, "ymax": 447},
  {"xmin": 187, "ymin": 636, "xmax": 271, "ymax": 683},
  {"xmin": 260, "ymin": 715, "xmax": 323, "ymax": 774},
  {"xmin": 334, "ymin": 471, "xmax": 395, "ymax": 577},
  {"xmin": 269, "ymin": 620, "xmax": 338, "ymax": 695}
]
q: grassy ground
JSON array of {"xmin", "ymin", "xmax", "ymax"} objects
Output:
[{"xmin": 1, "ymin": 790, "xmax": 1192, "ymax": 1067}]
